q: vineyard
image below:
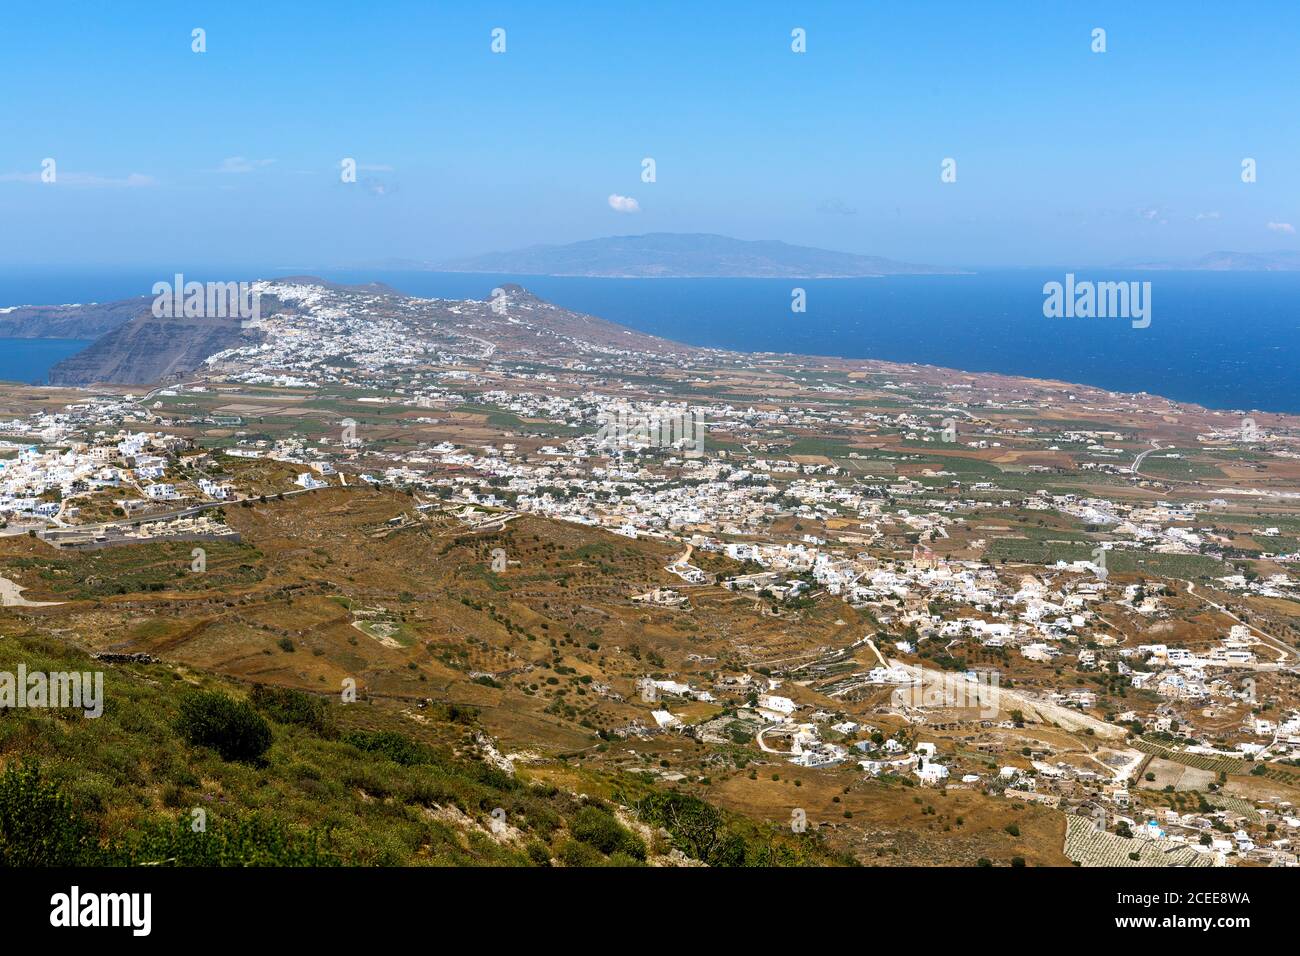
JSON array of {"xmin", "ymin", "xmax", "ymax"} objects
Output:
[
  {"xmin": 1134, "ymin": 738, "xmax": 1248, "ymax": 776},
  {"xmin": 1136, "ymin": 737, "xmax": 1300, "ymax": 785},
  {"xmin": 1064, "ymin": 815, "xmax": 1218, "ymax": 867},
  {"xmin": 1206, "ymin": 794, "xmax": 1261, "ymax": 822}
]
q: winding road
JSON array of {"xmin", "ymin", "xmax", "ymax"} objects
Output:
[{"xmin": 1130, "ymin": 439, "xmax": 1162, "ymax": 476}]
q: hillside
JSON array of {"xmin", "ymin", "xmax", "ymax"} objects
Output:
[
  {"xmin": 0, "ymin": 629, "xmax": 845, "ymax": 866},
  {"xmin": 0, "ymin": 487, "xmax": 855, "ymax": 867},
  {"xmin": 0, "ymin": 487, "xmax": 1070, "ymax": 867}
]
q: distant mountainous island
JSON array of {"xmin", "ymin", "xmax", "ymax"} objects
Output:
[
  {"xmin": 1117, "ymin": 250, "xmax": 1300, "ymax": 271},
  {"xmin": 432, "ymin": 233, "xmax": 955, "ymax": 278}
]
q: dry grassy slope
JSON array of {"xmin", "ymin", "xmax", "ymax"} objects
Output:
[
  {"xmin": 707, "ymin": 771, "xmax": 1070, "ymax": 867},
  {"xmin": 0, "ymin": 487, "xmax": 1087, "ymax": 863},
  {"xmin": 1, "ymin": 488, "xmax": 839, "ymax": 746}
]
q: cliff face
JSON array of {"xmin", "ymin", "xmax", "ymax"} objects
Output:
[
  {"xmin": 0, "ymin": 299, "xmax": 148, "ymax": 340},
  {"xmin": 47, "ymin": 315, "xmax": 264, "ymax": 386}
]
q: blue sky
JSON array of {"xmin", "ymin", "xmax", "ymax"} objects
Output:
[{"xmin": 1, "ymin": 0, "xmax": 1297, "ymax": 269}]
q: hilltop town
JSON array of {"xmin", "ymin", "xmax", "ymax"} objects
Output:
[{"xmin": 4, "ymin": 279, "xmax": 1300, "ymax": 867}]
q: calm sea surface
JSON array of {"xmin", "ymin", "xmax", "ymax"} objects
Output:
[{"xmin": 0, "ymin": 338, "xmax": 92, "ymax": 384}]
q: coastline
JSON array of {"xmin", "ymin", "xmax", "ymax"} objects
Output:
[{"xmin": 5, "ymin": 269, "xmax": 1300, "ymax": 415}]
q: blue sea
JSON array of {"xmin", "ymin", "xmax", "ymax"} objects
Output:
[
  {"xmin": 0, "ymin": 338, "xmax": 92, "ymax": 384},
  {"xmin": 1, "ymin": 268, "xmax": 1297, "ymax": 413}
]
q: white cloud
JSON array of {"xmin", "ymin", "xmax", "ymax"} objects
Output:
[
  {"xmin": 608, "ymin": 193, "xmax": 641, "ymax": 213},
  {"xmin": 216, "ymin": 156, "xmax": 276, "ymax": 174},
  {"xmin": 1266, "ymin": 221, "xmax": 1296, "ymax": 234},
  {"xmin": 1194, "ymin": 211, "xmax": 1220, "ymax": 221}
]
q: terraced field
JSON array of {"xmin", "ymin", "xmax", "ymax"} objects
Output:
[{"xmin": 1063, "ymin": 815, "xmax": 1217, "ymax": 867}]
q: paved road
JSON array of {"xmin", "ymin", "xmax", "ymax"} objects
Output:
[{"xmin": 1130, "ymin": 439, "xmax": 1162, "ymax": 476}]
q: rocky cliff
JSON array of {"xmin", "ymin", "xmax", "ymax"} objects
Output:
[
  {"xmin": 47, "ymin": 314, "xmax": 264, "ymax": 386},
  {"xmin": 0, "ymin": 298, "xmax": 147, "ymax": 340}
]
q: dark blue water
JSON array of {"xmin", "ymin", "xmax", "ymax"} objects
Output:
[
  {"xmin": 0, "ymin": 338, "xmax": 92, "ymax": 384},
  {"xmin": 1, "ymin": 268, "xmax": 1297, "ymax": 413},
  {"xmin": 316, "ymin": 270, "xmax": 1300, "ymax": 415},
  {"xmin": 0, "ymin": 269, "xmax": 264, "ymax": 307}
]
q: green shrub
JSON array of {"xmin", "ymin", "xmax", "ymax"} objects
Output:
[
  {"xmin": 635, "ymin": 791, "xmax": 726, "ymax": 863},
  {"xmin": 556, "ymin": 838, "xmax": 603, "ymax": 867},
  {"xmin": 109, "ymin": 813, "xmax": 340, "ymax": 866},
  {"xmin": 525, "ymin": 841, "xmax": 552, "ymax": 866},
  {"xmin": 570, "ymin": 805, "xmax": 645, "ymax": 859},
  {"xmin": 176, "ymin": 691, "xmax": 273, "ymax": 762},
  {"xmin": 0, "ymin": 762, "xmax": 98, "ymax": 866},
  {"xmin": 342, "ymin": 730, "xmax": 430, "ymax": 767},
  {"xmin": 604, "ymin": 851, "xmax": 646, "ymax": 867},
  {"xmin": 250, "ymin": 685, "xmax": 329, "ymax": 734}
]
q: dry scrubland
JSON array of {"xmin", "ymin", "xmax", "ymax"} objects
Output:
[{"xmin": 2, "ymin": 487, "xmax": 1085, "ymax": 865}]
